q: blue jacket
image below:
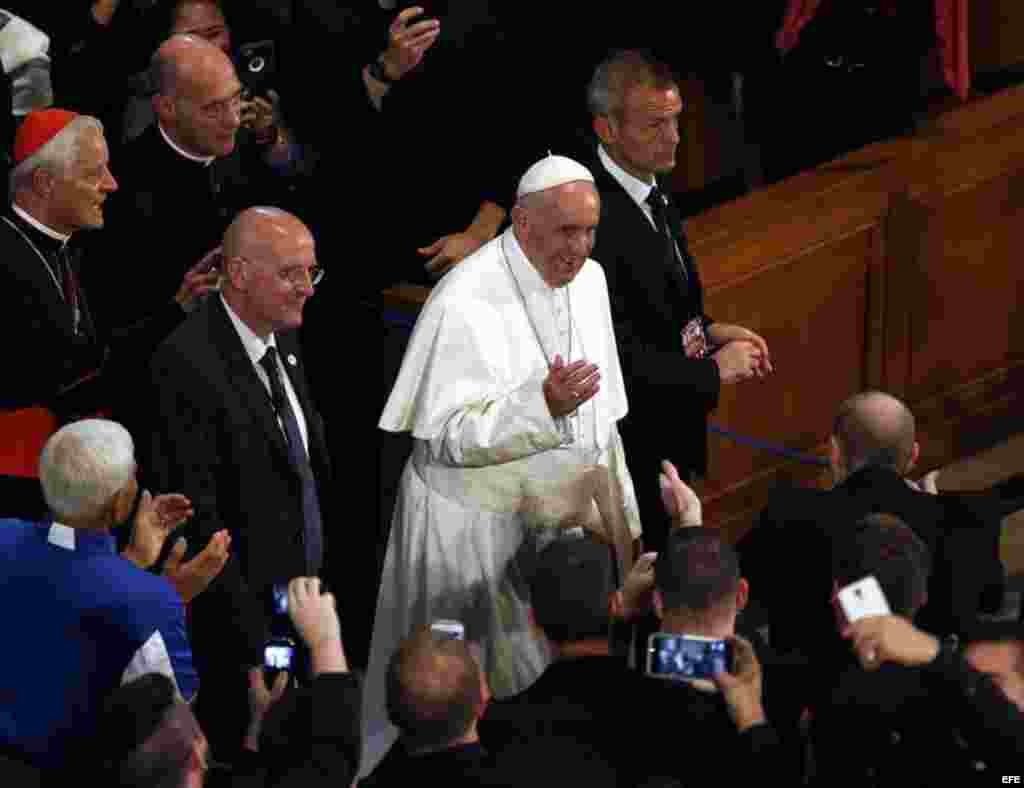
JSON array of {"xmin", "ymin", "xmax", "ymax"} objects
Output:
[{"xmin": 0, "ymin": 519, "xmax": 196, "ymax": 769}]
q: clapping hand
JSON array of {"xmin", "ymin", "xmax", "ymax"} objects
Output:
[
  {"xmin": 123, "ymin": 490, "xmax": 193, "ymax": 569},
  {"xmin": 544, "ymin": 354, "xmax": 601, "ymax": 419},
  {"xmin": 163, "ymin": 530, "xmax": 231, "ymax": 604}
]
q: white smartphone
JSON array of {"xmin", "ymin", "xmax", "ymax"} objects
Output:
[
  {"xmin": 430, "ymin": 619, "xmax": 465, "ymax": 640},
  {"xmin": 834, "ymin": 575, "xmax": 891, "ymax": 629}
]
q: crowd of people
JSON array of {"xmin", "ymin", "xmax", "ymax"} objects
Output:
[{"xmin": 0, "ymin": 2, "xmax": 1020, "ymax": 787}]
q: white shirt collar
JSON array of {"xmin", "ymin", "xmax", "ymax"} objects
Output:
[
  {"xmin": 505, "ymin": 227, "xmax": 564, "ymax": 296},
  {"xmin": 598, "ymin": 144, "xmax": 657, "ymax": 207},
  {"xmin": 47, "ymin": 523, "xmax": 76, "ymax": 550},
  {"xmin": 221, "ymin": 293, "xmax": 277, "ymax": 367},
  {"xmin": 11, "ymin": 202, "xmax": 71, "ymax": 244},
  {"xmin": 158, "ymin": 122, "xmax": 216, "ymax": 166}
]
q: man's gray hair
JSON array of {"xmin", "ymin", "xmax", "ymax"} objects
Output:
[
  {"xmin": 9, "ymin": 115, "xmax": 104, "ymax": 197},
  {"xmin": 40, "ymin": 419, "xmax": 136, "ymax": 523},
  {"xmin": 586, "ymin": 49, "xmax": 678, "ymax": 119}
]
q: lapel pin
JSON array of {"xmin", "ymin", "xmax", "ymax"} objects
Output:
[{"xmin": 287, "ymin": 353, "xmax": 297, "ymax": 367}]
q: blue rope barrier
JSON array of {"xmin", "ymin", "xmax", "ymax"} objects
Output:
[{"xmin": 708, "ymin": 424, "xmax": 830, "ymax": 467}]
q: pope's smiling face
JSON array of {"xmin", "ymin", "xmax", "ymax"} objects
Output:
[{"xmin": 514, "ymin": 181, "xmax": 600, "ymax": 289}]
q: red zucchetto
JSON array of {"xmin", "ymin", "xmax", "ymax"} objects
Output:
[{"xmin": 14, "ymin": 109, "xmax": 80, "ymax": 165}]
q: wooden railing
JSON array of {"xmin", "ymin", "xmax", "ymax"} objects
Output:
[{"xmin": 694, "ymin": 85, "xmax": 1024, "ymax": 540}]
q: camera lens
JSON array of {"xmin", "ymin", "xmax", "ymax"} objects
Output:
[{"xmin": 249, "ymin": 56, "xmax": 266, "ymax": 74}]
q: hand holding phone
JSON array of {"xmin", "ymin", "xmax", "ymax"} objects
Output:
[
  {"xmin": 262, "ymin": 636, "xmax": 295, "ymax": 686},
  {"xmin": 710, "ymin": 635, "xmax": 767, "ymax": 732},
  {"xmin": 843, "ymin": 615, "xmax": 940, "ymax": 672}
]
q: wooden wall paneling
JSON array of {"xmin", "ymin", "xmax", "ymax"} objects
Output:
[
  {"xmin": 901, "ymin": 124, "xmax": 1024, "ymax": 406},
  {"xmin": 970, "ymin": 0, "xmax": 1024, "ymax": 76},
  {"xmin": 926, "ymin": 84, "xmax": 1024, "ymax": 138}
]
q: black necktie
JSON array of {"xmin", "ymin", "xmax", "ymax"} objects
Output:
[
  {"xmin": 645, "ymin": 185, "xmax": 687, "ymax": 283},
  {"xmin": 259, "ymin": 346, "xmax": 323, "ymax": 575}
]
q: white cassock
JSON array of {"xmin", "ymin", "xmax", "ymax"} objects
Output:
[{"xmin": 360, "ymin": 226, "xmax": 642, "ymax": 773}]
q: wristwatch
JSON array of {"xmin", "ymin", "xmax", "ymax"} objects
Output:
[{"xmin": 367, "ymin": 57, "xmax": 397, "ymax": 85}]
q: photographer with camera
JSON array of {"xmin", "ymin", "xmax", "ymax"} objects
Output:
[
  {"xmin": 635, "ymin": 522, "xmax": 789, "ymax": 784},
  {"xmin": 97, "ymin": 576, "xmax": 360, "ymax": 788}
]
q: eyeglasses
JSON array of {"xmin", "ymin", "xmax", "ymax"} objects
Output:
[
  {"xmin": 278, "ymin": 265, "xmax": 325, "ymax": 290},
  {"xmin": 235, "ymin": 256, "xmax": 325, "ymax": 289}
]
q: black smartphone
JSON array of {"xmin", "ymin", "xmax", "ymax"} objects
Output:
[
  {"xmin": 235, "ymin": 40, "xmax": 276, "ymax": 97},
  {"xmin": 645, "ymin": 633, "xmax": 734, "ymax": 681}
]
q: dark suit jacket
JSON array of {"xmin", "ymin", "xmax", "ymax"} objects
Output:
[
  {"xmin": 637, "ymin": 672, "xmax": 786, "ymax": 784},
  {"xmin": 810, "ymin": 660, "xmax": 986, "ymax": 788},
  {"xmin": 146, "ymin": 296, "xmax": 332, "ymax": 671},
  {"xmin": 480, "ymin": 656, "xmax": 645, "ymax": 787},
  {"xmin": 361, "ymin": 741, "xmax": 513, "ymax": 788},
  {"xmin": 587, "ymin": 151, "xmax": 719, "ymax": 549},
  {"xmin": 737, "ymin": 466, "xmax": 1004, "ymax": 702}
]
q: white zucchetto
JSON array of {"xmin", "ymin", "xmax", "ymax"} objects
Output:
[{"xmin": 516, "ymin": 154, "xmax": 595, "ymax": 198}]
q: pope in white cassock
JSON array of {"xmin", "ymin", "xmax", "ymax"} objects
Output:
[{"xmin": 361, "ymin": 155, "xmax": 643, "ymax": 771}]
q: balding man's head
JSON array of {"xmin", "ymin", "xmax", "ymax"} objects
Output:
[
  {"xmin": 831, "ymin": 391, "xmax": 919, "ymax": 479},
  {"xmin": 151, "ymin": 34, "xmax": 241, "ymax": 158},
  {"xmin": 221, "ymin": 207, "xmax": 318, "ymax": 339},
  {"xmin": 385, "ymin": 627, "xmax": 487, "ymax": 753}
]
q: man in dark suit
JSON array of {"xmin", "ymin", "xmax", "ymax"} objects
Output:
[
  {"xmin": 737, "ymin": 391, "xmax": 1006, "ymax": 706},
  {"xmin": 146, "ymin": 206, "xmax": 331, "ymax": 760},
  {"xmin": 584, "ymin": 49, "xmax": 772, "ymax": 553}
]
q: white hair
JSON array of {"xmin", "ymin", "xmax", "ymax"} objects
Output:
[
  {"xmin": 39, "ymin": 419, "xmax": 136, "ymax": 523},
  {"xmin": 9, "ymin": 115, "xmax": 104, "ymax": 197}
]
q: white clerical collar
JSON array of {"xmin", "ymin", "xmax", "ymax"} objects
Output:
[
  {"xmin": 12, "ymin": 202, "xmax": 71, "ymax": 244},
  {"xmin": 598, "ymin": 145, "xmax": 657, "ymax": 207},
  {"xmin": 505, "ymin": 227, "xmax": 563, "ymax": 295},
  {"xmin": 158, "ymin": 123, "xmax": 216, "ymax": 166},
  {"xmin": 221, "ymin": 293, "xmax": 278, "ymax": 366}
]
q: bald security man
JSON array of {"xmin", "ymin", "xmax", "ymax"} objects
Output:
[
  {"xmin": 736, "ymin": 391, "xmax": 1006, "ymax": 714},
  {"xmin": 145, "ymin": 207, "xmax": 333, "ymax": 760}
]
